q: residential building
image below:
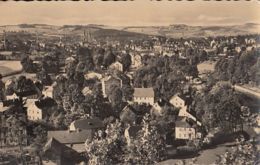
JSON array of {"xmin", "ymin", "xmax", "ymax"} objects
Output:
[
  {"xmin": 175, "ymin": 117, "xmax": 196, "ymax": 140},
  {"xmin": 26, "ymin": 99, "xmax": 43, "ymax": 121},
  {"xmin": 170, "ymin": 94, "xmax": 201, "ymax": 126},
  {"xmin": 26, "ymin": 98, "xmax": 57, "ymax": 121},
  {"xmin": 133, "ymin": 88, "xmax": 154, "ymax": 105},
  {"xmin": 42, "ymin": 85, "xmax": 54, "ymax": 98},
  {"xmin": 130, "ymin": 53, "xmax": 142, "ymax": 68},
  {"xmin": 43, "ymin": 137, "xmax": 87, "ymax": 165},
  {"xmin": 47, "ymin": 130, "xmax": 92, "ymax": 153},
  {"xmin": 101, "ymin": 75, "xmax": 122, "ymax": 98},
  {"xmin": 109, "ymin": 61, "xmax": 123, "ymax": 72},
  {"xmin": 69, "ymin": 117, "xmax": 104, "ymax": 132}
]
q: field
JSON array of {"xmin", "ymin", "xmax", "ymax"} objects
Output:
[{"xmin": 0, "ymin": 61, "xmax": 23, "ymax": 76}]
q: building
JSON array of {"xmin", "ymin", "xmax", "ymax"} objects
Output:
[
  {"xmin": 130, "ymin": 53, "xmax": 142, "ymax": 69},
  {"xmin": 133, "ymin": 88, "xmax": 154, "ymax": 105},
  {"xmin": 69, "ymin": 118, "xmax": 104, "ymax": 132},
  {"xmin": 26, "ymin": 98, "xmax": 57, "ymax": 121},
  {"xmin": 26, "ymin": 99, "xmax": 43, "ymax": 121},
  {"xmin": 43, "ymin": 137, "xmax": 86, "ymax": 165},
  {"xmin": 84, "ymin": 71, "xmax": 103, "ymax": 80},
  {"xmin": 170, "ymin": 94, "xmax": 201, "ymax": 126},
  {"xmin": 101, "ymin": 75, "xmax": 122, "ymax": 98},
  {"xmin": 42, "ymin": 85, "xmax": 54, "ymax": 98},
  {"xmin": 175, "ymin": 117, "xmax": 196, "ymax": 140},
  {"xmin": 47, "ymin": 130, "xmax": 92, "ymax": 153},
  {"xmin": 109, "ymin": 61, "xmax": 123, "ymax": 72}
]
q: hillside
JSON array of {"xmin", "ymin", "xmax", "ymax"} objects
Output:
[
  {"xmin": 0, "ymin": 23, "xmax": 259, "ymax": 40},
  {"xmin": 122, "ymin": 23, "xmax": 260, "ymax": 38}
]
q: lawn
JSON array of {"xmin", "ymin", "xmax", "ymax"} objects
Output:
[{"xmin": 0, "ymin": 61, "xmax": 22, "ymax": 76}]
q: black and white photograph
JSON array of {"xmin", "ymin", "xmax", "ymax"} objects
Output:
[{"xmin": 0, "ymin": 1, "xmax": 259, "ymax": 164}]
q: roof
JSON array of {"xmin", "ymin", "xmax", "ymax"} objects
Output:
[
  {"xmin": 178, "ymin": 94, "xmax": 193, "ymax": 106},
  {"xmin": 133, "ymin": 88, "xmax": 154, "ymax": 98},
  {"xmin": 0, "ymin": 51, "xmax": 12, "ymax": 56},
  {"xmin": 15, "ymin": 90, "xmax": 38, "ymax": 98},
  {"xmin": 47, "ymin": 130, "xmax": 92, "ymax": 144},
  {"xmin": 175, "ymin": 117, "xmax": 192, "ymax": 128},
  {"xmin": 35, "ymin": 98, "xmax": 57, "ymax": 109},
  {"xmin": 70, "ymin": 118, "xmax": 104, "ymax": 131},
  {"xmin": 43, "ymin": 138, "xmax": 85, "ymax": 162}
]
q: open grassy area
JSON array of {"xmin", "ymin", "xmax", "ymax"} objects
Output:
[{"xmin": 0, "ymin": 61, "xmax": 22, "ymax": 76}]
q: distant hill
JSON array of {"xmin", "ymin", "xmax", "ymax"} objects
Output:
[
  {"xmin": 0, "ymin": 23, "xmax": 259, "ymax": 39},
  {"xmin": 122, "ymin": 23, "xmax": 260, "ymax": 38}
]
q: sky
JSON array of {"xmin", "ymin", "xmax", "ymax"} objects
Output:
[{"xmin": 0, "ymin": 1, "xmax": 259, "ymax": 26}]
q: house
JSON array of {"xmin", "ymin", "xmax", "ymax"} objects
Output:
[
  {"xmin": 47, "ymin": 130, "xmax": 92, "ymax": 153},
  {"xmin": 42, "ymin": 85, "xmax": 54, "ymax": 98},
  {"xmin": 101, "ymin": 75, "xmax": 122, "ymax": 98},
  {"xmin": 15, "ymin": 90, "xmax": 40, "ymax": 99},
  {"xmin": 133, "ymin": 88, "xmax": 154, "ymax": 105},
  {"xmin": 69, "ymin": 117, "xmax": 104, "ymax": 132},
  {"xmin": 130, "ymin": 53, "xmax": 142, "ymax": 69},
  {"xmin": 43, "ymin": 137, "xmax": 87, "ymax": 165},
  {"xmin": 25, "ymin": 99, "xmax": 42, "ymax": 121},
  {"xmin": 175, "ymin": 117, "xmax": 196, "ymax": 140},
  {"xmin": 81, "ymin": 87, "xmax": 92, "ymax": 96},
  {"xmin": 170, "ymin": 94, "xmax": 201, "ymax": 126},
  {"xmin": 124, "ymin": 125, "xmax": 142, "ymax": 146},
  {"xmin": 109, "ymin": 61, "xmax": 123, "ymax": 72},
  {"xmin": 84, "ymin": 71, "xmax": 103, "ymax": 80},
  {"xmin": 26, "ymin": 98, "xmax": 57, "ymax": 121}
]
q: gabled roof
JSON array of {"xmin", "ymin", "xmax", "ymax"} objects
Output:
[
  {"xmin": 47, "ymin": 130, "xmax": 92, "ymax": 144},
  {"xmin": 70, "ymin": 118, "xmax": 104, "ymax": 131},
  {"xmin": 175, "ymin": 117, "xmax": 192, "ymax": 128},
  {"xmin": 15, "ymin": 90, "xmax": 38, "ymax": 98},
  {"xmin": 133, "ymin": 88, "xmax": 154, "ymax": 98}
]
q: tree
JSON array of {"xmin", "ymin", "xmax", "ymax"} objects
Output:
[
  {"xmin": 20, "ymin": 56, "xmax": 37, "ymax": 73},
  {"xmin": 107, "ymin": 85, "xmax": 123, "ymax": 108},
  {"xmin": 0, "ymin": 74, "xmax": 5, "ymax": 101},
  {"xmin": 125, "ymin": 114, "xmax": 167, "ymax": 164},
  {"xmin": 215, "ymin": 140, "xmax": 259, "ymax": 165},
  {"xmin": 85, "ymin": 120, "xmax": 125, "ymax": 165},
  {"xmin": 103, "ymin": 48, "xmax": 116, "ymax": 68},
  {"xmin": 121, "ymin": 53, "xmax": 132, "ymax": 72},
  {"xmin": 36, "ymin": 69, "xmax": 52, "ymax": 86}
]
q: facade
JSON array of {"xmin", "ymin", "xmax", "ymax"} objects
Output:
[
  {"xmin": 26, "ymin": 99, "xmax": 45, "ymax": 121},
  {"xmin": 42, "ymin": 85, "xmax": 54, "ymax": 98},
  {"xmin": 109, "ymin": 61, "xmax": 123, "ymax": 72},
  {"xmin": 47, "ymin": 130, "xmax": 92, "ymax": 153},
  {"xmin": 130, "ymin": 53, "xmax": 142, "ymax": 68},
  {"xmin": 175, "ymin": 117, "xmax": 196, "ymax": 140},
  {"xmin": 101, "ymin": 76, "xmax": 122, "ymax": 98},
  {"xmin": 133, "ymin": 88, "xmax": 154, "ymax": 105}
]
